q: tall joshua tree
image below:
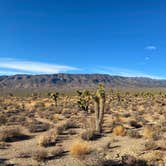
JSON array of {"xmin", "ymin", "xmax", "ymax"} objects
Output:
[{"xmin": 93, "ymin": 83, "xmax": 106, "ymax": 133}]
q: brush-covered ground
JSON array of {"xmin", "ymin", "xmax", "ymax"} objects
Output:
[{"xmin": 0, "ymin": 91, "xmax": 166, "ymax": 166}]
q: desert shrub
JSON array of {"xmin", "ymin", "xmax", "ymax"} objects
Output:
[
  {"xmin": 55, "ymin": 121, "xmax": 74, "ymax": 134},
  {"xmin": 27, "ymin": 120, "xmax": 50, "ymax": 133},
  {"xmin": 52, "ymin": 114, "xmax": 62, "ymax": 122},
  {"xmin": 64, "ymin": 120, "xmax": 78, "ymax": 129},
  {"xmin": 81, "ymin": 129, "xmax": 100, "ymax": 141},
  {"xmin": 143, "ymin": 125, "xmax": 161, "ymax": 140},
  {"xmin": 56, "ymin": 120, "xmax": 78, "ymax": 135},
  {"xmin": 127, "ymin": 130, "xmax": 142, "ymax": 138},
  {"xmin": 0, "ymin": 127, "xmax": 28, "ymax": 142},
  {"xmin": 38, "ymin": 130, "xmax": 58, "ymax": 147},
  {"xmin": 113, "ymin": 125, "xmax": 126, "ymax": 136},
  {"xmin": 56, "ymin": 124, "xmax": 66, "ymax": 135},
  {"xmin": 70, "ymin": 140, "xmax": 91, "ymax": 157},
  {"xmin": 32, "ymin": 148, "xmax": 48, "ymax": 161},
  {"xmin": 50, "ymin": 147, "xmax": 65, "ymax": 158}
]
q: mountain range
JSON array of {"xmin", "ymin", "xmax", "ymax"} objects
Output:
[{"xmin": 0, "ymin": 74, "xmax": 166, "ymax": 92}]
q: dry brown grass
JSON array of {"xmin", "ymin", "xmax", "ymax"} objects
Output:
[
  {"xmin": 70, "ymin": 140, "xmax": 91, "ymax": 157},
  {"xmin": 113, "ymin": 125, "xmax": 126, "ymax": 136}
]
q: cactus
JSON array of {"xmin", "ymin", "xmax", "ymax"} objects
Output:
[
  {"xmin": 92, "ymin": 83, "xmax": 106, "ymax": 133},
  {"xmin": 76, "ymin": 90, "xmax": 91, "ymax": 112}
]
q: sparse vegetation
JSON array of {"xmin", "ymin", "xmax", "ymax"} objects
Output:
[{"xmin": 1, "ymin": 87, "xmax": 166, "ymax": 165}]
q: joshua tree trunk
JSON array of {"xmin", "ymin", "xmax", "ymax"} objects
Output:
[
  {"xmin": 98, "ymin": 97, "xmax": 105, "ymax": 132},
  {"xmin": 93, "ymin": 84, "xmax": 106, "ymax": 133},
  {"xmin": 94, "ymin": 97, "xmax": 100, "ymax": 132}
]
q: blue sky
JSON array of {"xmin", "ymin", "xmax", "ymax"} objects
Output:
[{"xmin": 0, "ymin": 0, "xmax": 166, "ymax": 78}]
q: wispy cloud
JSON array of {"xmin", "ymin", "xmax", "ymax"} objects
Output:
[
  {"xmin": 92, "ymin": 66, "xmax": 164, "ymax": 79},
  {"xmin": 145, "ymin": 45, "xmax": 157, "ymax": 51},
  {"xmin": 0, "ymin": 58, "xmax": 78, "ymax": 75}
]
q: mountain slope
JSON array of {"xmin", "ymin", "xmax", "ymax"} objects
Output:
[{"xmin": 0, "ymin": 74, "xmax": 166, "ymax": 91}]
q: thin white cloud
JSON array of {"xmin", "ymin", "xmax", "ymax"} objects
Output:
[
  {"xmin": 93, "ymin": 66, "xmax": 164, "ymax": 79},
  {"xmin": 0, "ymin": 70, "xmax": 25, "ymax": 75},
  {"xmin": 145, "ymin": 45, "xmax": 157, "ymax": 51},
  {"xmin": 0, "ymin": 58, "xmax": 78, "ymax": 75}
]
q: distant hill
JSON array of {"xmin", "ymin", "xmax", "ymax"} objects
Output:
[{"xmin": 0, "ymin": 74, "xmax": 166, "ymax": 92}]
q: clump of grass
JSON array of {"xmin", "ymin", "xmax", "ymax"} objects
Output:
[
  {"xmin": 70, "ymin": 140, "xmax": 91, "ymax": 157},
  {"xmin": 113, "ymin": 125, "xmax": 126, "ymax": 136}
]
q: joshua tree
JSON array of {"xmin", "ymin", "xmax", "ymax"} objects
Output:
[
  {"xmin": 49, "ymin": 92, "xmax": 59, "ymax": 107},
  {"xmin": 76, "ymin": 90, "xmax": 91, "ymax": 112},
  {"xmin": 92, "ymin": 83, "xmax": 106, "ymax": 133}
]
